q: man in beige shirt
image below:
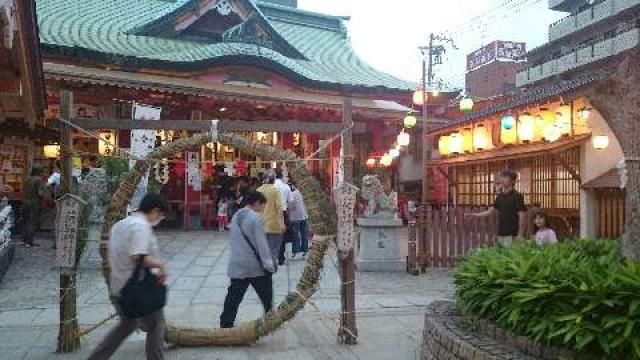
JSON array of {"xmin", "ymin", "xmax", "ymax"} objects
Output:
[{"xmin": 257, "ymin": 170, "xmax": 284, "ymax": 271}]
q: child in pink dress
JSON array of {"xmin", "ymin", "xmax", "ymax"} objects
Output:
[
  {"xmin": 534, "ymin": 212, "xmax": 557, "ymax": 245},
  {"xmin": 217, "ymin": 197, "xmax": 229, "ymax": 232}
]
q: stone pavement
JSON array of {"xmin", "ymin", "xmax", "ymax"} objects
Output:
[{"xmin": 0, "ymin": 230, "xmax": 454, "ymax": 360}]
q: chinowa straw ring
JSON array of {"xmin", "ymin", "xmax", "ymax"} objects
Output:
[{"xmin": 99, "ymin": 132, "xmax": 337, "ymax": 346}]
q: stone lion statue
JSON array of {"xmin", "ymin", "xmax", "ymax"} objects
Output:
[{"xmin": 361, "ymin": 174, "xmax": 398, "ymax": 218}]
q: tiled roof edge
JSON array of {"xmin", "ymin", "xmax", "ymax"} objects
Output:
[
  {"xmin": 429, "ymin": 72, "xmax": 601, "ymax": 133},
  {"xmin": 40, "ymin": 43, "xmax": 413, "ymax": 94}
]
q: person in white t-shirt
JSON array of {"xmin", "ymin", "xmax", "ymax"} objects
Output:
[
  {"xmin": 273, "ymin": 168, "xmax": 292, "ymax": 265},
  {"xmin": 88, "ymin": 193, "xmax": 168, "ymax": 360}
]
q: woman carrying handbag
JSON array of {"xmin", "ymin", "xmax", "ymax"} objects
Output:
[{"xmin": 88, "ymin": 193, "xmax": 169, "ymax": 360}]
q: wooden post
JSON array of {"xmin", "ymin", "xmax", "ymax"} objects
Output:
[
  {"xmin": 57, "ymin": 89, "xmax": 80, "ymax": 352},
  {"xmin": 338, "ymin": 98, "xmax": 357, "ymax": 345}
]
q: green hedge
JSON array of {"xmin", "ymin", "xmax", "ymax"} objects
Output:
[{"xmin": 455, "ymin": 240, "xmax": 640, "ymax": 359}]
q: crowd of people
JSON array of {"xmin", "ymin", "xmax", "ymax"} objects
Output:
[
  {"xmin": 85, "ymin": 167, "xmax": 561, "ymax": 359},
  {"xmin": 89, "ymin": 167, "xmax": 310, "ymax": 359}
]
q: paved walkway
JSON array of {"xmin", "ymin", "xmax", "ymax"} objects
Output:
[{"xmin": 0, "ymin": 230, "xmax": 454, "ymax": 360}]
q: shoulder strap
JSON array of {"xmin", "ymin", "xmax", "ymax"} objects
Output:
[{"xmin": 238, "ymin": 218, "xmax": 268, "ymax": 271}]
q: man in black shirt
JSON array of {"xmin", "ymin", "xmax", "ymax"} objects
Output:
[{"xmin": 468, "ymin": 169, "xmax": 527, "ymax": 246}]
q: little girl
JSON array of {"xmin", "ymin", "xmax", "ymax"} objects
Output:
[
  {"xmin": 217, "ymin": 197, "xmax": 229, "ymax": 232},
  {"xmin": 534, "ymin": 212, "xmax": 557, "ymax": 245}
]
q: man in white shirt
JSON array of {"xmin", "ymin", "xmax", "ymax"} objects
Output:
[
  {"xmin": 273, "ymin": 168, "xmax": 292, "ymax": 265},
  {"xmin": 274, "ymin": 168, "xmax": 291, "ymax": 212},
  {"xmin": 88, "ymin": 193, "xmax": 168, "ymax": 360}
]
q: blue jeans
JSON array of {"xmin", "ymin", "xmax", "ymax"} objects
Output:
[{"xmin": 291, "ymin": 220, "xmax": 309, "ymax": 254}]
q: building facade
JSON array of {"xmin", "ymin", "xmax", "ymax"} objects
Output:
[
  {"xmin": 427, "ymin": 0, "xmax": 640, "ymax": 241},
  {"xmin": 465, "ymin": 41, "xmax": 526, "ymax": 99},
  {"xmin": 35, "ymin": 0, "xmax": 414, "ymax": 228}
]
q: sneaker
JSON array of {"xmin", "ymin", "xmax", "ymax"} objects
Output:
[{"xmin": 291, "ymin": 253, "xmax": 297, "ymax": 259}]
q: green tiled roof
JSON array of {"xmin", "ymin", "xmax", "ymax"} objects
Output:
[{"xmin": 35, "ymin": 0, "xmax": 414, "ymax": 93}]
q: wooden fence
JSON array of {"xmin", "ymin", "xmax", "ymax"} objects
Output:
[{"xmin": 407, "ymin": 205, "xmax": 535, "ymax": 271}]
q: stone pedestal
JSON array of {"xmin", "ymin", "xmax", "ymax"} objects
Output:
[{"xmin": 356, "ymin": 217, "xmax": 405, "ymax": 272}]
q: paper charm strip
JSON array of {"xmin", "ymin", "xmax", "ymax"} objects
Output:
[{"xmin": 333, "ymin": 181, "xmax": 359, "ymax": 257}]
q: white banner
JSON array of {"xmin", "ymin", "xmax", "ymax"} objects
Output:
[
  {"xmin": 129, "ymin": 104, "xmax": 162, "ymax": 212},
  {"xmin": 187, "ymin": 152, "xmax": 202, "ymax": 192}
]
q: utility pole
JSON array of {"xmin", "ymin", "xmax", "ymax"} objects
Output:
[
  {"xmin": 419, "ymin": 34, "xmax": 454, "ymax": 204},
  {"xmin": 418, "ymin": 33, "xmax": 455, "ymax": 271}
]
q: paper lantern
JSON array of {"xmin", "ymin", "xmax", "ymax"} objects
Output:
[
  {"xmin": 99, "ymin": 131, "xmax": 116, "ymax": 156},
  {"xmin": 473, "ymin": 124, "xmax": 489, "ymax": 150},
  {"xmin": 390, "ymin": 148, "xmax": 400, "ymax": 158},
  {"xmin": 460, "ymin": 97, "xmax": 474, "ymax": 113},
  {"xmin": 404, "ymin": 114, "xmax": 417, "ymax": 128},
  {"xmin": 43, "ymin": 145, "xmax": 60, "ymax": 159},
  {"xmin": 544, "ymin": 124, "xmax": 562, "ymax": 142},
  {"xmin": 366, "ymin": 157, "xmax": 376, "ymax": 168},
  {"xmin": 462, "ymin": 128, "xmax": 473, "ymax": 153},
  {"xmin": 517, "ymin": 113, "xmax": 535, "ymax": 142},
  {"xmin": 501, "ymin": 114, "xmax": 516, "ymax": 130},
  {"xmin": 413, "ymin": 90, "xmax": 427, "ymax": 106},
  {"xmin": 438, "ymin": 135, "xmax": 451, "ymax": 156},
  {"xmin": 555, "ymin": 104, "xmax": 572, "ymax": 135},
  {"xmin": 449, "ymin": 132, "xmax": 464, "ymax": 154},
  {"xmin": 397, "ymin": 131, "xmax": 410, "ymax": 147},
  {"xmin": 592, "ymin": 134, "xmax": 610, "ymax": 150},
  {"xmin": 380, "ymin": 153, "xmax": 393, "ymax": 167}
]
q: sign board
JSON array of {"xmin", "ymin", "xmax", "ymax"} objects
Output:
[
  {"xmin": 129, "ymin": 104, "xmax": 162, "ymax": 212},
  {"xmin": 466, "ymin": 41, "xmax": 526, "ymax": 71},
  {"xmin": 56, "ymin": 194, "xmax": 86, "ymax": 272}
]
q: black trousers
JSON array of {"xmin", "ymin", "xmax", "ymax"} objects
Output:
[
  {"xmin": 220, "ymin": 274, "xmax": 273, "ymax": 328},
  {"xmin": 22, "ymin": 205, "xmax": 39, "ymax": 245},
  {"xmin": 279, "ymin": 211, "xmax": 289, "ymax": 264}
]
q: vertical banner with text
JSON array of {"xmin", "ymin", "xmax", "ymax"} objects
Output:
[{"xmin": 129, "ymin": 104, "xmax": 162, "ymax": 212}]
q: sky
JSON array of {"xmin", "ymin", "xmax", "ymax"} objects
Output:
[{"xmin": 297, "ymin": 0, "xmax": 565, "ymax": 89}]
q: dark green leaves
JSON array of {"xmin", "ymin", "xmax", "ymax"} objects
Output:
[{"xmin": 455, "ymin": 240, "xmax": 640, "ymax": 359}]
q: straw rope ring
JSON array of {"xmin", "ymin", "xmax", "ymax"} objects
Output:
[{"xmin": 99, "ymin": 132, "xmax": 337, "ymax": 346}]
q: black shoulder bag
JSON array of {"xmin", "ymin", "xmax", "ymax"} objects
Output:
[
  {"xmin": 238, "ymin": 221, "xmax": 274, "ymax": 275},
  {"xmin": 118, "ymin": 255, "xmax": 167, "ymax": 319}
]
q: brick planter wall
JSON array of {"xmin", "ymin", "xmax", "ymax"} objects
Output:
[{"xmin": 421, "ymin": 301, "xmax": 574, "ymax": 360}]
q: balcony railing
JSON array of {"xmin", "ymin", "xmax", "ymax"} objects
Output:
[
  {"xmin": 516, "ymin": 27, "xmax": 640, "ymax": 87},
  {"xmin": 548, "ymin": 0, "xmax": 640, "ymax": 41}
]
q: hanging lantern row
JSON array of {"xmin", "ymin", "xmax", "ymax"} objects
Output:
[{"xmin": 438, "ymin": 104, "xmax": 608, "ymax": 156}]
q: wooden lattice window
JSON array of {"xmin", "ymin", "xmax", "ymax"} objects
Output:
[
  {"xmin": 452, "ymin": 146, "xmax": 580, "ymax": 210},
  {"xmin": 530, "ymin": 147, "xmax": 580, "ymax": 210}
]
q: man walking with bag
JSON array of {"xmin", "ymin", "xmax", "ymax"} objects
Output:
[
  {"xmin": 88, "ymin": 193, "xmax": 168, "ymax": 360},
  {"xmin": 220, "ymin": 191, "xmax": 275, "ymax": 328}
]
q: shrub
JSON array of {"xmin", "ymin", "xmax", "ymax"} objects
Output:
[{"xmin": 455, "ymin": 240, "xmax": 640, "ymax": 359}]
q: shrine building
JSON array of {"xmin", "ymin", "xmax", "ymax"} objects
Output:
[{"xmin": 34, "ymin": 0, "xmax": 416, "ymax": 228}]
